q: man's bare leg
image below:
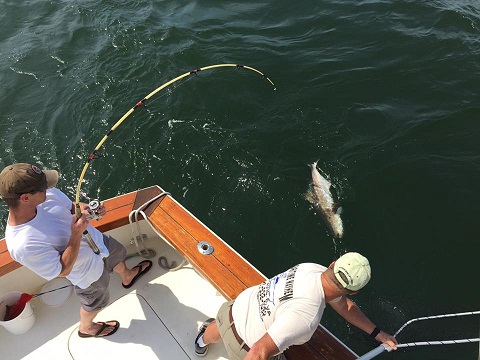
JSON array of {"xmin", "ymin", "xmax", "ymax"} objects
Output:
[
  {"xmin": 203, "ymin": 322, "xmax": 221, "ymax": 344},
  {"xmin": 114, "ymin": 260, "xmax": 150, "ymax": 287}
]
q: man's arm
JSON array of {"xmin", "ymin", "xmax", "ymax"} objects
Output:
[
  {"xmin": 244, "ymin": 332, "xmax": 280, "ymax": 360},
  {"xmin": 329, "ymin": 296, "xmax": 397, "ymax": 349},
  {"xmin": 58, "ymin": 211, "xmax": 89, "ymax": 277}
]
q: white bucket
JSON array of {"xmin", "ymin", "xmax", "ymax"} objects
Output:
[{"xmin": 0, "ymin": 291, "xmax": 36, "ymax": 335}]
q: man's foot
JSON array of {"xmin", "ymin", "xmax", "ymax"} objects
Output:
[
  {"xmin": 122, "ymin": 260, "xmax": 153, "ymax": 289},
  {"xmin": 195, "ymin": 318, "xmax": 215, "ymax": 357},
  {"xmin": 78, "ymin": 320, "xmax": 120, "ymax": 338}
]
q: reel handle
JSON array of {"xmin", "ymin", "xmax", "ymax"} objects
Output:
[{"xmin": 87, "ymin": 199, "xmax": 103, "ymax": 221}]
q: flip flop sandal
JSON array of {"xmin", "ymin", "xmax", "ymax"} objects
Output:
[
  {"xmin": 78, "ymin": 320, "xmax": 120, "ymax": 338},
  {"xmin": 122, "ymin": 260, "xmax": 153, "ymax": 289}
]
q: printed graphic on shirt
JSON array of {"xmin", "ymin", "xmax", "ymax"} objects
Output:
[{"xmin": 257, "ymin": 265, "xmax": 299, "ymax": 319}]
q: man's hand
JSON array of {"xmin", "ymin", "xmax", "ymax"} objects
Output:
[
  {"xmin": 375, "ymin": 330, "xmax": 398, "ymax": 350},
  {"xmin": 94, "ymin": 202, "xmax": 106, "ymax": 218},
  {"xmin": 83, "ymin": 201, "xmax": 106, "ymax": 220},
  {"xmin": 70, "ymin": 212, "xmax": 89, "ymax": 237},
  {"xmin": 59, "ymin": 213, "xmax": 89, "ymax": 277},
  {"xmin": 244, "ymin": 332, "xmax": 280, "ymax": 360}
]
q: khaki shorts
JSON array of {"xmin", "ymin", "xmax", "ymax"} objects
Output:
[
  {"xmin": 216, "ymin": 301, "xmax": 249, "ymax": 360},
  {"xmin": 216, "ymin": 301, "xmax": 287, "ymax": 360}
]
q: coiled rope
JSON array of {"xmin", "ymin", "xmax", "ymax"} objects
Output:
[{"xmin": 126, "ymin": 191, "xmax": 187, "ymax": 271}]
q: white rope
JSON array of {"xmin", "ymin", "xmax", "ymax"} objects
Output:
[
  {"xmin": 397, "ymin": 338, "xmax": 479, "ymax": 348},
  {"xmin": 128, "ymin": 191, "xmax": 170, "ymax": 259},
  {"xmin": 394, "ymin": 310, "xmax": 480, "ymax": 337},
  {"xmin": 127, "ymin": 191, "xmax": 187, "ymax": 271}
]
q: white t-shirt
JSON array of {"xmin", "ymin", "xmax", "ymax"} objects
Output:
[
  {"xmin": 232, "ymin": 263, "xmax": 327, "ymax": 353},
  {"xmin": 5, "ymin": 188, "xmax": 109, "ymax": 289}
]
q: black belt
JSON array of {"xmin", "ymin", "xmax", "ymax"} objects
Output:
[{"xmin": 229, "ymin": 305, "xmax": 250, "ymax": 352}]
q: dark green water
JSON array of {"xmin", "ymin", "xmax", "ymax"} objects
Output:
[{"xmin": 0, "ymin": 1, "xmax": 478, "ymax": 359}]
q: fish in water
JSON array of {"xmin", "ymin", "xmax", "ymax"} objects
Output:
[{"xmin": 308, "ymin": 161, "xmax": 344, "ymax": 238}]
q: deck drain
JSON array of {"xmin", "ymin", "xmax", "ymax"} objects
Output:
[{"xmin": 197, "ymin": 241, "xmax": 214, "ymax": 255}]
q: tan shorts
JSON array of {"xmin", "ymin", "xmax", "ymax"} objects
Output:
[
  {"xmin": 216, "ymin": 301, "xmax": 287, "ymax": 360},
  {"xmin": 216, "ymin": 301, "xmax": 249, "ymax": 360}
]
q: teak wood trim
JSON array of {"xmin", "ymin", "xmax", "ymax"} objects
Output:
[{"xmin": 146, "ymin": 195, "xmax": 266, "ymax": 300}]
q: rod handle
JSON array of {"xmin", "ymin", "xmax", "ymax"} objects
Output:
[
  {"xmin": 83, "ymin": 231, "xmax": 100, "ymax": 255},
  {"xmin": 75, "ymin": 203, "xmax": 100, "ymax": 255}
]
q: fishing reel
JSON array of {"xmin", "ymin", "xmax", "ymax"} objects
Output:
[{"xmin": 87, "ymin": 199, "xmax": 103, "ymax": 221}]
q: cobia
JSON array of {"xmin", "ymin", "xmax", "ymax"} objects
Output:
[{"xmin": 308, "ymin": 161, "xmax": 343, "ymax": 238}]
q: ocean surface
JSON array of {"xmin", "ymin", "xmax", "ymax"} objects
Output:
[{"xmin": 0, "ymin": 1, "xmax": 478, "ymax": 359}]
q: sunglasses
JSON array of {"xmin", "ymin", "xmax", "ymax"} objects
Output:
[{"xmin": 16, "ymin": 187, "xmax": 48, "ymax": 196}]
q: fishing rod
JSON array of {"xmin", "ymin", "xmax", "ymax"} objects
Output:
[
  {"xmin": 74, "ymin": 64, "xmax": 276, "ymax": 253},
  {"xmin": 357, "ymin": 310, "xmax": 480, "ymax": 360}
]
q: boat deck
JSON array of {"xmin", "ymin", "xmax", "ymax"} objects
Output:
[
  {"xmin": 0, "ymin": 186, "xmax": 358, "ymax": 360},
  {"xmin": 1, "ymin": 231, "xmax": 229, "ymax": 359}
]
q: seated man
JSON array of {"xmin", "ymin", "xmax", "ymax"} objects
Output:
[{"xmin": 194, "ymin": 252, "xmax": 397, "ymax": 359}]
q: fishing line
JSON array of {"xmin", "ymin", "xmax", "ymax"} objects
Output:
[{"xmin": 74, "ymin": 64, "xmax": 275, "ymax": 253}]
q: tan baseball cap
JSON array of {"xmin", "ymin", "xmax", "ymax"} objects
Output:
[
  {"xmin": 334, "ymin": 252, "xmax": 371, "ymax": 291},
  {"xmin": 0, "ymin": 163, "xmax": 59, "ymax": 198}
]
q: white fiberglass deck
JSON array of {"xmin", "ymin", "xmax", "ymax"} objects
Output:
[{"xmin": 0, "ymin": 225, "xmax": 229, "ymax": 360}]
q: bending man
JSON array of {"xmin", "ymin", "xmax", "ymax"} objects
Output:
[{"xmin": 194, "ymin": 252, "xmax": 397, "ymax": 359}]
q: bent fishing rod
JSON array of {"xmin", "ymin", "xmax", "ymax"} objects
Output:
[{"xmin": 74, "ymin": 63, "xmax": 276, "ymax": 253}]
